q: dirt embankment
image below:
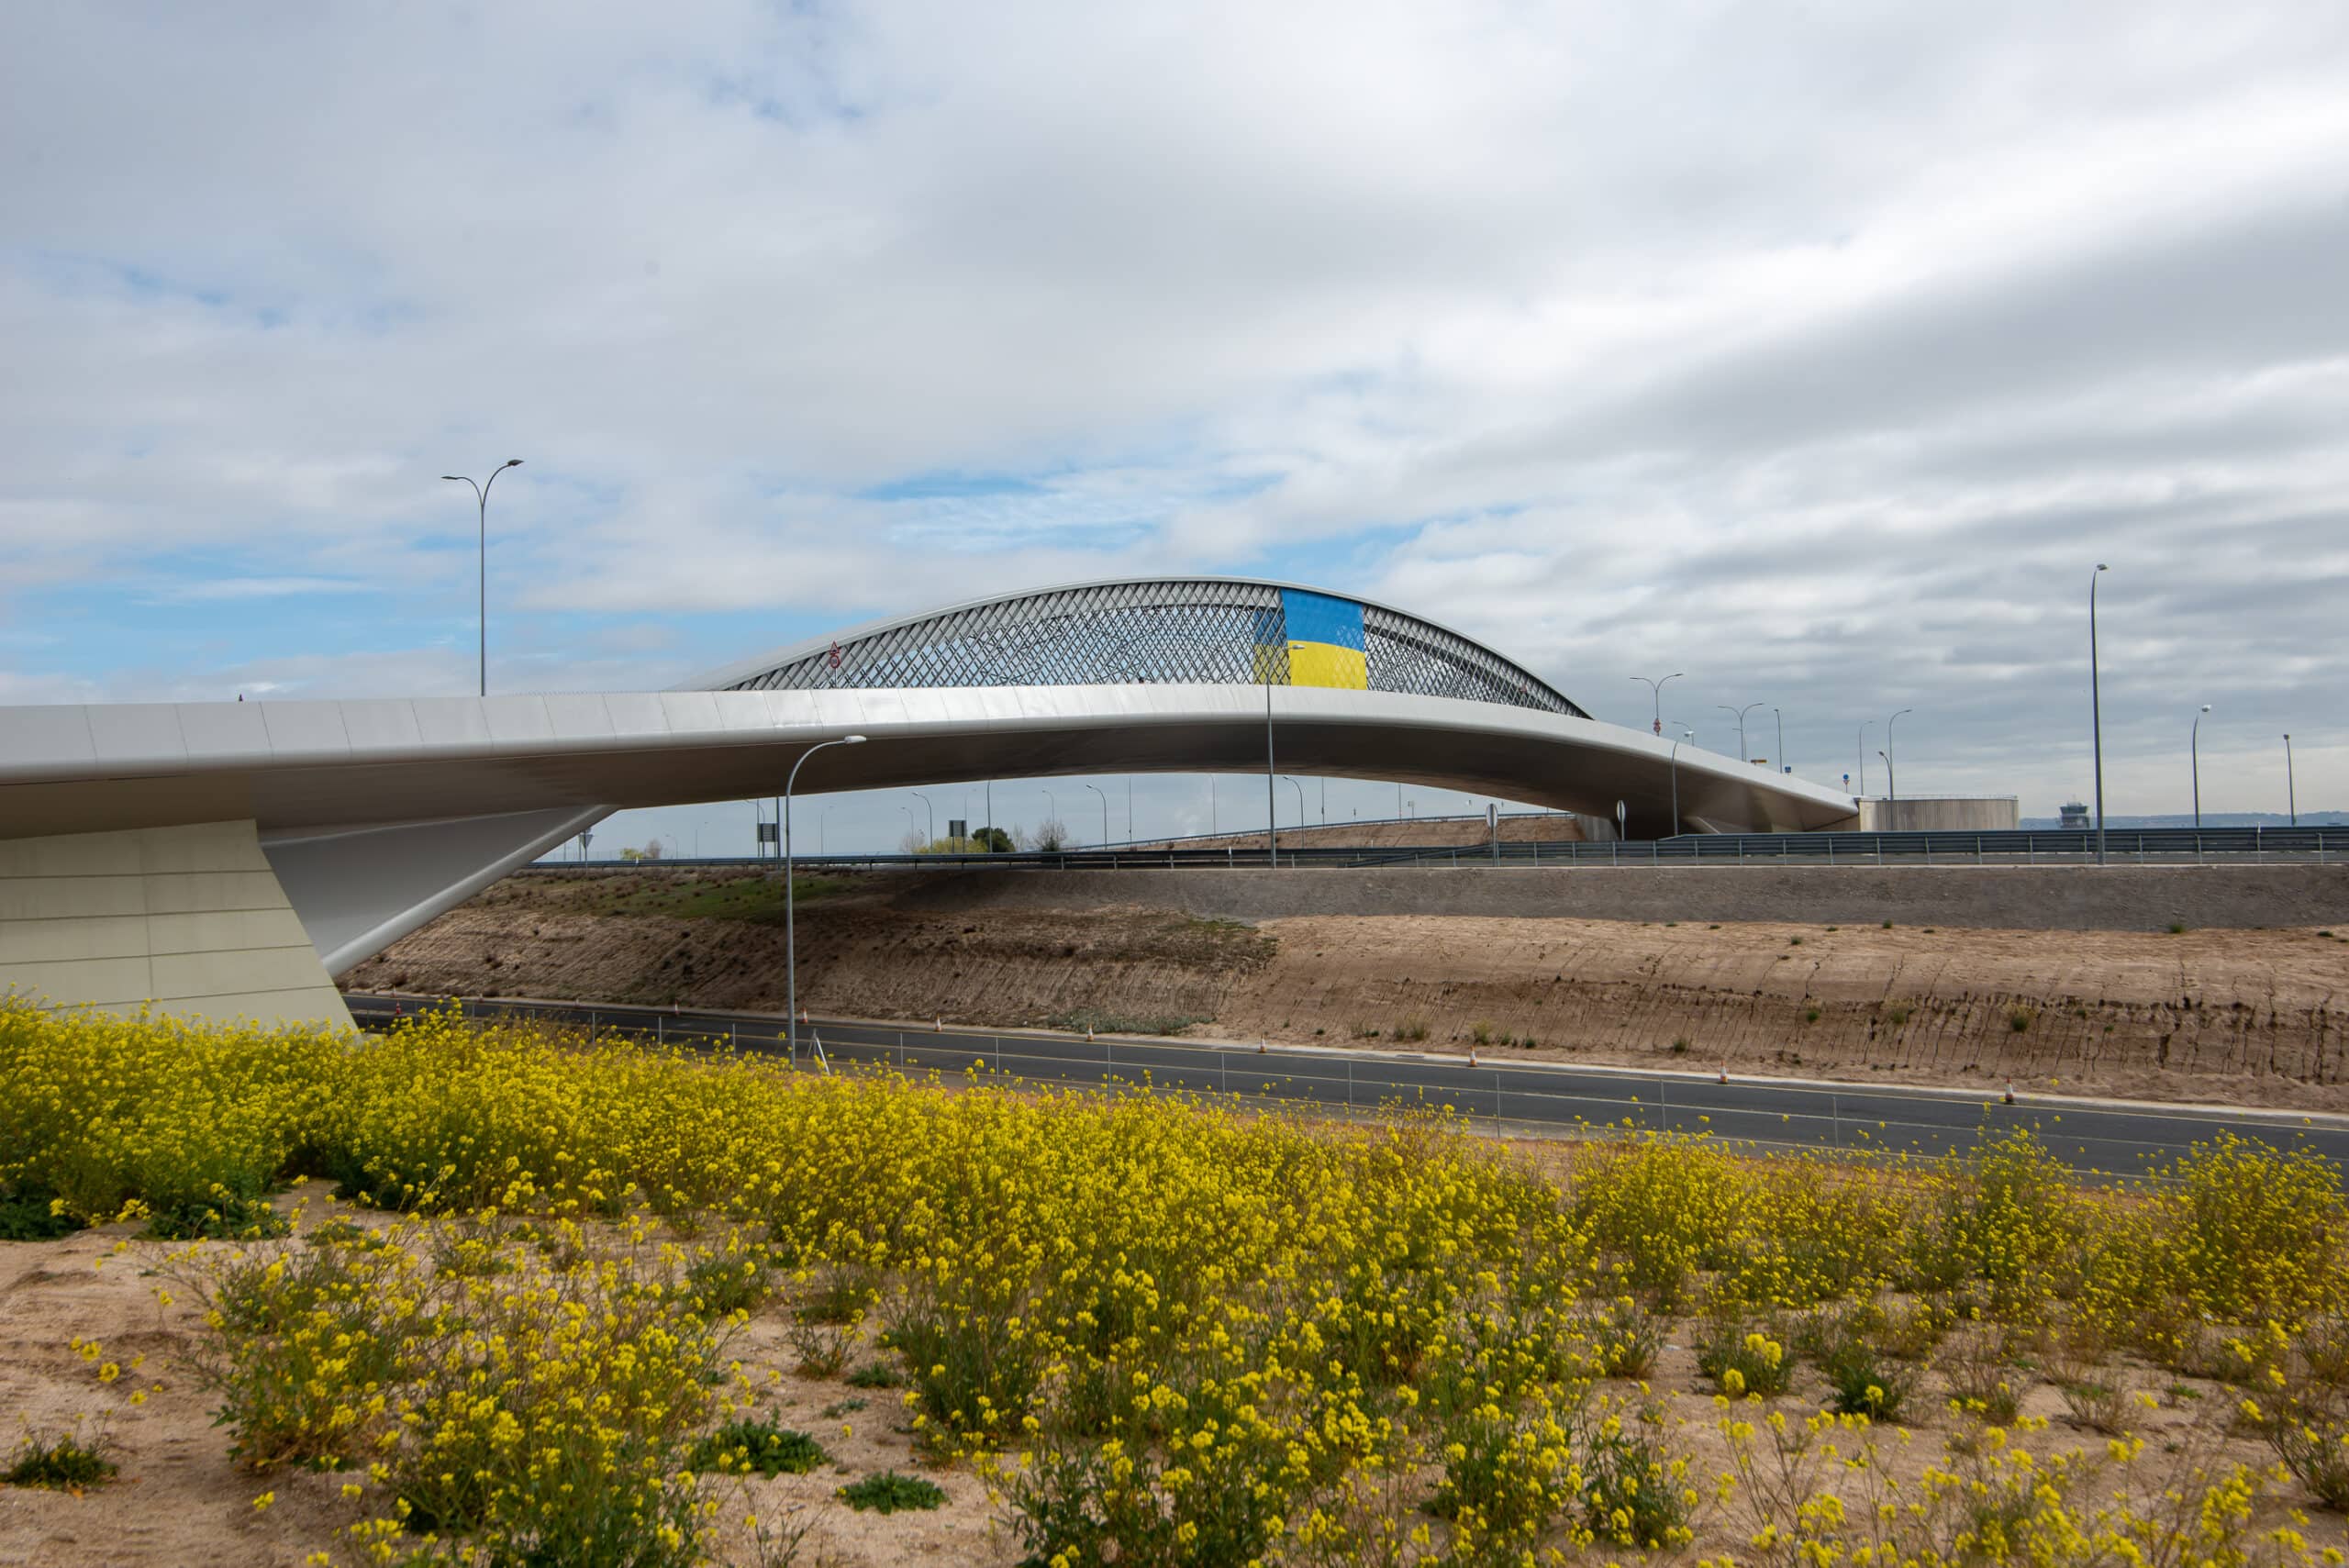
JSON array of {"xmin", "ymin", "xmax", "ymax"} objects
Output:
[{"xmin": 344, "ymin": 867, "xmax": 2349, "ymax": 1110}]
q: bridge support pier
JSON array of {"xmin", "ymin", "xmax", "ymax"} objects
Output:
[{"xmin": 0, "ymin": 820, "xmax": 351, "ymax": 1028}]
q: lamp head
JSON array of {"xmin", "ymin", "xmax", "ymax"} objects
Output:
[
  {"xmin": 842, "ymin": 734, "xmax": 868, "ymax": 744},
  {"xmin": 2096, "ymin": 562, "xmax": 2109, "ymax": 572},
  {"xmin": 2200, "ymin": 704, "xmax": 2211, "ymax": 714},
  {"xmin": 441, "ymin": 474, "xmax": 463, "ymax": 482},
  {"xmin": 504, "ymin": 458, "xmax": 523, "ymax": 468}
]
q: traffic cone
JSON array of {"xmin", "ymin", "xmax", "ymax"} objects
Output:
[
  {"xmin": 934, "ymin": 1017, "xmax": 943, "ymax": 1031},
  {"xmin": 1085, "ymin": 1027, "xmax": 1095, "ymax": 1042},
  {"xmin": 1257, "ymin": 1040, "xmax": 1267, "ymax": 1054},
  {"xmin": 1469, "ymin": 1049, "xmax": 1480, "ymax": 1066},
  {"xmin": 2002, "ymin": 1080, "xmax": 2016, "ymax": 1105}
]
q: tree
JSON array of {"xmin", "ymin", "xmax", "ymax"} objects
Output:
[
  {"xmin": 1024, "ymin": 818, "xmax": 1069, "ymax": 852},
  {"xmin": 974, "ymin": 826, "xmax": 1015, "ymax": 853}
]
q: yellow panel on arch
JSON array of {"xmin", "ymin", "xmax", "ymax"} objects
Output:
[{"xmin": 1252, "ymin": 588, "xmax": 1369, "ymax": 689}]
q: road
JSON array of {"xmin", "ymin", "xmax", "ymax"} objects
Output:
[{"xmin": 344, "ymin": 993, "xmax": 2349, "ymax": 1181}]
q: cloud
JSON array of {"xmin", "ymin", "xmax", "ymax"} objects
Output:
[{"xmin": 3, "ymin": 0, "xmax": 2346, "ymax": 817}]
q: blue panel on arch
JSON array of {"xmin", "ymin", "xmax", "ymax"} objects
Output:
[{"xmin": 1280, "ymin": 589, "xmax": 1366, "ymax": 651}]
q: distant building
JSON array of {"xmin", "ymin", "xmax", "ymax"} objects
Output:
[{"xmin": 2057, "ymin": 800, "xmax": 2090, "ymax": 829}]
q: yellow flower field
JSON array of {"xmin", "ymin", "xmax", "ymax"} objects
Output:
[{"xmin": 2, "ymin": 998, "xmax": 2345, "ymax": 1566}]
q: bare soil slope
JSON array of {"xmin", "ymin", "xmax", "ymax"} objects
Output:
[{"xmin": 345, "ymin": 868, "xmax": 2349, "ymax": 1109}]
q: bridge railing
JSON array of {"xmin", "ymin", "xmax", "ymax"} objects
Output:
[{"xmin": 531, "ymin": 824, "xmax": 2344, "ymax": 873}]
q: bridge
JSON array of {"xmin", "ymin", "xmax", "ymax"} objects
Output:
[{"xmin": 0, "ymin": 576, "xmax": 1856, "ymax": 1025}]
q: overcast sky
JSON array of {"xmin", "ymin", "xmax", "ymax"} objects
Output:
[{"xmin": 5, "ymin": 1, "xmax": 2344, "ymax": 851}]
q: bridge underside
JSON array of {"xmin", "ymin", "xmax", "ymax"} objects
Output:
[{"xmin": 0, "ymin": 684, "xmax": 1857, "ymax": 1024}]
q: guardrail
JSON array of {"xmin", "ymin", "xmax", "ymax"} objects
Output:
[
  {"xmin": 533, "ymin": 824, "xmax": 2346, "ymax": 873},
  {"xmin": 344, "ymin": 992, "xmax": 2349, "ymax": 1180}
]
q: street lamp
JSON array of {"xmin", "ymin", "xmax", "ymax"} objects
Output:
[
  {"xmin": 2191, "ymin": 706, "xmax": 2210, "ymax": 828},
  {"xmin": 910, "ymin": 790, "xmax": 934, "ymax": 847},
  {"xmin": 1668, "ymin": 728, "xmax": 1694, "ymax": 837},
  {"xmin": 440, "ymin": 459, "xmax": 522, "ymax": 697},
  {"xmin": 1282, "ymin": 775, "xmax": 1306, "ymax": 831},
  {"xmin": 1772, "ymin": 706, "xmax": 1786, "ymax": 775},
  {"xmin": 1084, "ymin": 783, "xmax": 1108, "ymax": 848},
  {"xmin": 2286, "ymin": 734, "xmax": 2298, "ymax": 827},
  {"xmin": 1885, "ymin": 709, "xmax": 1913, "ymax": 801},
  {"xmin": 1857, "ymin": 721, "xmax": 1874, "ymax": 797},
  {"xmin": 2090, "ymin": 564, "xmax": 2110, "ymax": 864},
  {"xmin": 1632, "ymin": 673, "xmax": 1684, "ymax": 737},
  {"xmin": 1719, "ymin": 702, "xmax": 1765, "ymax": 764},
  {"xmin": 1878, "ymin": 750, "xmax": 1892, "ymax": 801},
  {"xmin": 785, "ymin": 734, "xmax": 867, "ymax": 1062}
]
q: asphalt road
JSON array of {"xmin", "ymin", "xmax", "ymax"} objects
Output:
[{"xmin": 344, "ymin": 993, "xmax": 2349, "ymax": 1181}]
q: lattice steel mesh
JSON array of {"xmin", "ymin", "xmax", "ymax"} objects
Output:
[{"xmin": 720, "ymin": 578, "xmax": 1585, "ymax": 717}]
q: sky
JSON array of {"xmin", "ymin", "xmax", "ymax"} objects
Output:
[{"xmin": 4, "ymin": 1, "xmax": 2345, "ymax": 854}]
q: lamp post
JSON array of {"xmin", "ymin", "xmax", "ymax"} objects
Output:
[
  {"xmin": 1885, "ymin": 708, "xmax": 1913, "ymax": 801},
  {"xmin": 1084, "ymin": 783, "xmax": 1108, "ymax": 848},
  {"xmin": 1719, "ymin": 702, "xmax": 1764, "ymax": 764},
  {"xmin": 440, "ymin": 459, "xmax": 522, "ymax": 697},
  {"xmin": 1668, "ymin": 728, "xmax": 1693, "ymax": 836},
  {"xmin": 1857, "ymin": 721, "xmax": 1874, "ymax": 798},
  {"xmin": 2089, "ymin": 564, "xmax": 2110, "ymax": 864},
  {"xmin": 1264, "ymin": 683, "xmax": 1278, "ymax": 867},
  {"xmin": 910, "ymin": 790, "xmax": 933, "ymax": 848},
  {"xmin": 1042, "ymin": 788, "xmax": 1058, "ymax": 841},
  {"xmin": 785, "ymin": 734, "xmax": 866, "ymax": 1062},
  {"xmin": 2191, "ymin": 706, "xmax": 2210, "ymax": 828},
  {"xmin": 1773, "ymin": 706, "xmax": 1786, "ymax": 774},
  {"xmin": 898, "ymin": 805, "xmax": 914, "ymax": 846},
  {"xmin": 1632, "ymin": 673, "xmax": 1684, "ymax": 737},
  {"xmin": 2286, "ymin": 734, "xmax": 2298, "ymax": 826},
  {"xmin": 1282, "ymin": 775, "xmax": 1306, "ymax": 831}
]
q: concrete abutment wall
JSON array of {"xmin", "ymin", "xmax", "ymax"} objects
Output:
[{"xmin": 0, "ymin": 820, "xmax": 352, "ymax": 1027}]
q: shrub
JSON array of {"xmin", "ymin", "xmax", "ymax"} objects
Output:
[
  {"xmin": 1393, "ymin": 1017, "xmax": 1431, "ymax": 1042},
  {"xmin": 1471, "ymin": 1020, "xmax": 1496, "ymax": 1046},
  {"xmin": 1937, "ymin": 1323, "xmax": 2027, "ymax": 1425},
  {"xmin": 1575, "ymin": 1396, "xmax": 1694, "ymax": 1551},
  {"xmin": 1820, "ymin": 1340, "xmax": 1914, "ymax": 1422},
  {"xmin": 192, "ymin": 1216, "xmax": 718, "ymax": 1564},
  {"xmin": 2158, "ymin": 1134, "xmax": 2341, "ymax": 1319},
  {"xmin": 840, "ymin": 1471, "xmax": 946, "ymax": 1514},
  {"xmin": 1698, "ymin": 1322, "xmax": 1792, "ymax": 1399},
  {"xmin": 1586, "ymin": 1295, "xmax": 1664, "ymax": 1379},
  {"xmin": 886, "ymin": 1296, "xmax": 1044, "ymax": 1449},
  {"xmin": 0, "ymin": 1186, "xmax": 81, "ymax": 1240},
  {"xmin": 685, "ymin": 1418, "xmax": 826, "ymax": 1477},
  {"xmin": 845, "ymin": 1359, "xmax": 905, "ymax": 1388},
  {"xmin": 685, "ymin": 1241, "xmax": 776, "ymax": 1316},
  {"xmin": 2008, "ymin": 1006, "xmax": 2035, "ymax": 1033},
  {"xmin": 3, "ymin": 1429, "xmax": 116, "ymax": 1489}
]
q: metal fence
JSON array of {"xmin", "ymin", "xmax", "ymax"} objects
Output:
[{"xmin": 539, "ymin": 824, "xmax": 2347, "ymax": 874}]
